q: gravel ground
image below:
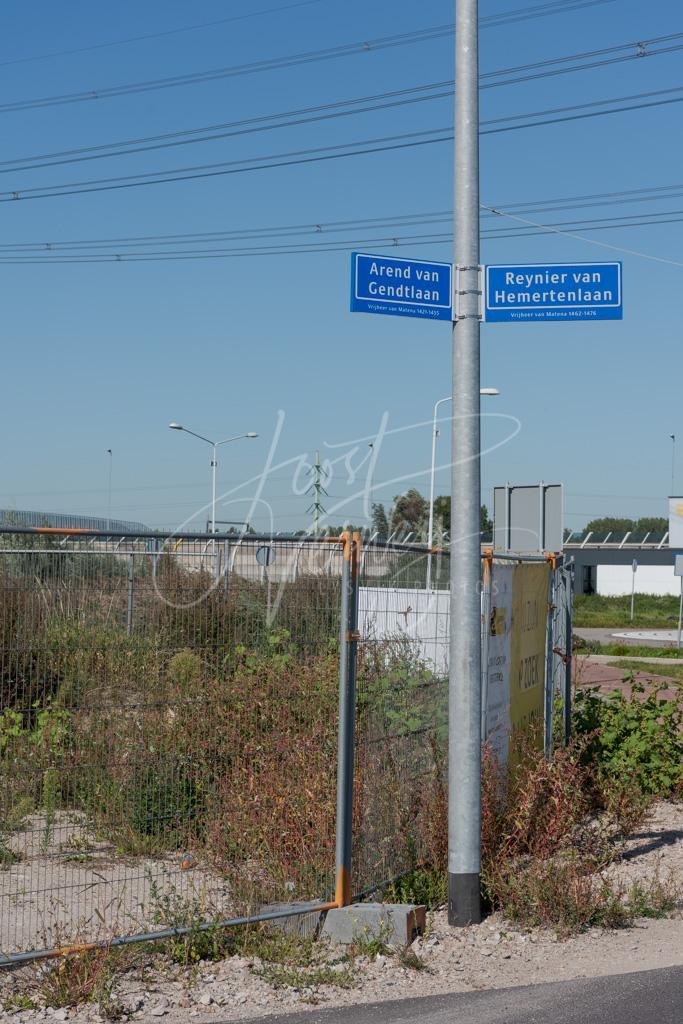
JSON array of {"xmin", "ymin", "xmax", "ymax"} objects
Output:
[{"xmin": 1, "ymin": 801, "xmax": 681, "ymax": 1024}]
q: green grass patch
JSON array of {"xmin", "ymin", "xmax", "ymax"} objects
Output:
[
  {"xmin": 607, "ymin": 659, "xmax": 683, "ymax": 681},
  {"xmin": 574, "ymin": 594, "xmax": 680, "ymax": 629},
  {"xmin": 385, "ymin": 866, "xmax": 447, "ymax": 910},
  {"xmin": 1, "ymin": 994, "xmax": 40, "ymax": 1013},
  {"xmin": 578, "ymin": 641, "xmax": 683, "ymax": 658}
]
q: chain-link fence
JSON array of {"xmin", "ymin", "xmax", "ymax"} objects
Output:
[{"xmin": 0, "ymin": 528, "xmax": 571, "ymax": 964}]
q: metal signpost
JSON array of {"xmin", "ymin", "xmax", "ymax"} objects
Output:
[
  {"xmin": 631, "ymin": 558, "xmax": 638, "ymax": 622},
  {"xmin": 484, "ymin": 262, "xmax": 622, "ymax": 322},
  {"xmin": 347, "ymin": 2, "xmax": 624, "ymax": 930},
  {"xmin": 675, "ymin": 555, "xmax": 683, "ymax": 650},
  {"xmin": 350, "ymin": 252, "xmax": 453, "ymax": 321},
  {"xmin": 449, "ymin": 0, "xmax": 482, "ymax": 926}
]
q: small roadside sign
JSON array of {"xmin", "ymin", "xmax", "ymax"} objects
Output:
[
  {"xmin": 255, "ymin": 546, "xmax": 275, "ymax": 567},
  {"xmin": 350, "ymin": 252, "xmax": 453, "ymax": 321},
  {"xmin": 484, "ymin": 261, "xmax": 622, "ymax": 322},
  {"xmin": 674, "ymin": 555, "xmax": 683, "ymax": 576}
]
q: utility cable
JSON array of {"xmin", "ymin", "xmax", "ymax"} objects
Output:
[
  {"xmin": 3, "ymin": 211, "xmax": 683, "ymax": 264},
  {"xmin": 0, "ymin": 1, "xmax": 329, "ymax": 68},
  {"xmin": 3, "ymin": 80, "xmax": 680, "ymax": 175},
  {"xmin": 480, "ymin": 204, "xmax": 683, "ymax": 267},
  {"xmin": 0, "ymin": 0, "xmax": 613, "ymax": 68},
  {"xmin": 3, "ymin": 180, "xmax": 683, "ymax": 253},
  {"xmin": 0, "ymin": 21, "xmax": 674, "ymax": 115},
  {"xmin": 4, "ymin": 79, "xmax": 683, "ymax": 203}
]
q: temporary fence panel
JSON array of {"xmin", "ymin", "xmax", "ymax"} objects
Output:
[
  {"xmin": 0, "ymin": 530, "xmax": 571, "ymax": 963},
  {"xmin": 0, "ymin": 532, "xmax": 344, "ymax": 962},
  {"xmin": 353, "ymin": 543, "xmax": 446, "ymax": 898}
]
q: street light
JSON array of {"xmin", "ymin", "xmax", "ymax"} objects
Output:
[
  {"xmin": 168, "ymin": 423, "xmax": 258, "ymax": 535},
  {"xmin": 671, "ymin": 434, "xmax": 676, "ymax": 495},
  {"xmin": 426, "ymin": 388, "xmax": 500, "ymax": 590},
  {"xmin": 106, "ymin": 449, "xmax": 113, "ymax": 534}
]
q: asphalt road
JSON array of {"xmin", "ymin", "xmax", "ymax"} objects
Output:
[
  {"xmin": 574, "ymin": 627, "xmax": 679, "ymax": 647},
  {"xmin": 239, "ymin": 967, "xmax": 682, "ymax": 1024}
]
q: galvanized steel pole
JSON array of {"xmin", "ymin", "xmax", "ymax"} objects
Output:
[
  {"xmin": 449, "ymin": 0, "xmax": 482, "ymax": 926},
  {"xmin": 334, "ymin": 533, "xmax": 358, "ymax": 907}
]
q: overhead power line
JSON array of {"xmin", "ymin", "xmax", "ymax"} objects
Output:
[
  {"xmin": 0, "ymin": 1, "xmax": 616, "ymax": 72},
  {"xmin": 4, "ymin": 179, "xmax": 683, "ymax": 254},
  {"xmin": 1, "ymin": 19, "xmax": 674, "ymax": 115},
  {"xmin": 0, "ymin": 24, "xmax": 454, "ymax": 114},
  {"xmin": 480, "ymin": 204, "xmax": 683, "ymax": 268},
  {"xmin": 0, "ymin": 1, "xmax": 328, "ymax": 68},
  {"xmin": 0, "ymin": 82, "xmax": 456, "ymax": 172},
  {"xmin": 0, "ymin": 1, "xmax": 616, "ymax": 69},
  {"xmin": 4, "ymin": 79, "xmax": 681, "ymax": 176},
  {"xmin": 4, "ymin": 80, "xmax": 683, "ymax": 204},
  {"xmin": 2, "ymin": 209, "xmax": 682, "ymax": 265}
]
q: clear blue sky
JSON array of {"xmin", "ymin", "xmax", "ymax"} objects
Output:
[{"xmin": 1, "ymin": 0, "xmax": 681, "ymax": 533}]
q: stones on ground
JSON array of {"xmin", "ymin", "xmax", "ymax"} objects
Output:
[
  {"xmin": 198, "ymin": 993, "xmax": 213, "ymax": 1006},
  {"xmin": 122, "ymin": 996, "xmax": 143, "ymax": 1013}
]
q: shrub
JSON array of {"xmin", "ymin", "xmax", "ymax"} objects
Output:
[
  {"xmin": 128, "ymin": 762, "xmax": 201, "ymax": 845},
  {"xmin": 573, "ymin": 679, "xmax": 683, "ymax": 798},
  {"xmin": 202, "ymin": 648, "xmax": 339, "ymax": 903}
]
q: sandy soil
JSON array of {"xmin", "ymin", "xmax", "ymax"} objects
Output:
[
  {"xmin": 0, "ymin": 813, "xmax": 232, "ymax": 955},
  {"xmin": 1, "ymin": 801, "xmax": 681, "ymax": 1023}
]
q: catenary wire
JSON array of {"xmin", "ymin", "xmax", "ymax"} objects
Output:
[
  {"xmin": 3, "ymin": 80, "xmax": 681, "ymax": 175},
  {"xmin": 3, "ymin": 180, "xmax": 683, "ymax": 253},
  {"xmin": 0, "ymin": 1, "xmax": 616, "ymax": 68},
  {"xmin": 4, "ymin": 79, "xmax": 683, "ymax": 204},
  {"xmin": 2, "ymin": 213, "xmax": 683, "ymax": 265},
  {"xmin": 0, "ymin": 1, "xmax": 329, "ymax": 68},
  {"xmin": 2, "ymin": 210, "xmax": 683, "ymax": 259},
  {"xmin": 480, "ymin": 204, "xmax": 683, "ymax": 267},
  {"xmin": 1, "ymin": 23, "xmax": 677, "ymax": 115}
]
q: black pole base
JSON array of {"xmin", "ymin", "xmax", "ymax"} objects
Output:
[{"xmin": 448, "ymin": 871, "xmax": 482, "ymax": 926}]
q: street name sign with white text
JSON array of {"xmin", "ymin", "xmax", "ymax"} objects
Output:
[
  {"xmin": 350, "ymin": 252, "xmax": 453, "ymax": 321},
  {"xmin": 484, "ymin": 261, "xmax": 622, "ymax": 322}
]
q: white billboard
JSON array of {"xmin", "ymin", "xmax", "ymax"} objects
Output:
[{"xmin": 669, "ymin": 497, "xmax": 683, "ymax": 548}]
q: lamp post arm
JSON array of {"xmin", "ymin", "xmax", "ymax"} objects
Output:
[
  {"xmin": 215, "ymin": 433, "xmax": 253, "ymax": 448},
  {"xmin": 179, "ymin": 427, "xmax": 214, "ymax": 446}
]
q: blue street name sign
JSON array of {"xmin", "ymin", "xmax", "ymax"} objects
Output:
[
  {"xmin": 350, "ymin": 252, "xmax": 453, "ymax": 321},
  {"xmin": 484, "ymin": 261, "xmax": 622, "ymax": 322}
]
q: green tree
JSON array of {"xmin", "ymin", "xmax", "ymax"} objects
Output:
[
  {"xmin": 390, "ymin": 489, "xmax": 429, "ymax": 539},
  {"xmin": 634, "ymin": 517, "xmax": 668, "ymax": 534},
  {"xmin": 371, "ymin": 503, "xmax": 389, "ymax": 539},
  {"xmin": 432, "ymin": 496, "xmax": 492, "ymax": 537},
  {"xmin": 433, "ymin": 495, "xmax": 450, "ymax": 534},
  {"xmin": 584, "ymin": 517, "xmax": 635, "ymax": 536},
  {"xmin": 583, "ymin": 516, "xmax": 667, "ymax": 538}
]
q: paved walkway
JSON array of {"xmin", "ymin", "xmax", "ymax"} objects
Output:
[{"xmin": 575, "ymin": 655, "xmax": 679, "ymax": 700}]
